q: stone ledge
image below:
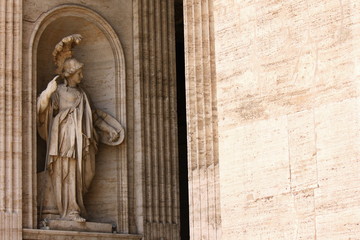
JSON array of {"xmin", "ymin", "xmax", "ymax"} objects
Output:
[
  {"xmin": 23, "ymin": 229, "xmax": 143, "ymax": 240},
  {"xmin": 47, "ymin": 220, "xmax": 112, "ymax": 233}
]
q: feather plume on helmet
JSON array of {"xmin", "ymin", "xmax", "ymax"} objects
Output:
[{"xmin": 52, "ymin": 34, "xmax": 84, "ymax": 78}]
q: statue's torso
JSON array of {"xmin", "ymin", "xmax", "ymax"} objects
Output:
[
  {"xmin": 55, "ymin": 84, "xmax": 82, "ymax": 111},
  {"xmin": 49, "ymin": 83, "xmax": 89, "ymax": 159}
]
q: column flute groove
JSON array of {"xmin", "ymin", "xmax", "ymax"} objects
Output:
[
  {"xmin": 0, "ymin": 0, "xmax": 6, "ymax": 212},
  {"xmin": 5, "ymin": 0, "xmax": 15, "ymax": 212},
  {"xmin": 13, "ymin": 0, "xmax": 22, "ymax": 213},
  {"xmin": 149, "ymin": 0, "xmax": 160, "ymax": 224},
  {"xmin": 183, "ymin": 0, "xmax": 197, "ymax": 238},
  {"xmin": 168, "ymin": 0, "xmax": 179, "ymax": 224},
  {"xmin": 154, "ymin": 0, "xmax": 165, "ymax": 224},
  {"xmin": 142, "ymin": 0, "xmax": 153, "ymax": 224},
  {"xmin": 207, "ymin": 0, "xmax": 221, "ymax": 238},
  {"xmin": 161, "ymin": 0, "xmax": 172, "ymax": 224}
]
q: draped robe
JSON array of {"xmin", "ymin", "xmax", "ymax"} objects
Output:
[{"xmin": 37, "ymin": 83, "xmax": 99, "ymax": 219}]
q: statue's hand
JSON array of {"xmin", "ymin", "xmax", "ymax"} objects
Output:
[
  {"xmin": 109, "ymin": 129, "xmax": 120, "ymax": 142},
  {"xmin": 37, "ymin": 75, "xmax": 59, "ymax": 114},
  {"xmin": 45, "ymin": 75, "xmax": 59, "ymax": 96}
]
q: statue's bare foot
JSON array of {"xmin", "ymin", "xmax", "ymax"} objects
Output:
[
  {"xmin": 72, "ymin": 215, "xmax": 86, "ymax": 223},
  {"xmin": 66, "ymin": 211, "xmax": 86, "ymax": 222}
]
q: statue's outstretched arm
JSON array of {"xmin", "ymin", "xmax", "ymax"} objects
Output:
[{"xmin": 37, "ymin": 75, "xmax": 59, "ymax": 114}]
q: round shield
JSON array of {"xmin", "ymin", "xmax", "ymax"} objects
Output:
[{"xmin": 94, "ymin": 109, "xmax": 125, "ymax": 146}]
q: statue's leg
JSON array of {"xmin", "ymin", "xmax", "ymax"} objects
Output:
[
  {"xmin": 75, "ymin": 145, "xmax": 96, "ymax": 219},
  {"xmin": 50, "ymin": 157, "xmax": 65, "ymax": 218},
  {"xmin": 83, "ymin": 144, "xmax": 96, "ymax": 193},
  {"xmin": 51, "ymin": 157, "xmax": 84, "ymax": 222},
  {"xmin": 66, "ymin": 158, "xmax": 85, "ymax": 222},
  {"xmin": 67, "ymin": 158, "xmax": 79, "ymax": 212}
]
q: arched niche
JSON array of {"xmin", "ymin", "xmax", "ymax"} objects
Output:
[{"xmin": 29, "ymin": 4, "xmax": 128, "ymax": 232}]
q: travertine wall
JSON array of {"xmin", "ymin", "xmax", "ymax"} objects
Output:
[
  {"xmin": 211, "ymin": 0, "xmax": 360, "ymax": 239},
  {"xmin": 0, "ymin": 0, "xmax": 23, "ymax": 239}
]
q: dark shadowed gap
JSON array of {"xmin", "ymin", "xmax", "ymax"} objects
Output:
[{"xmin": 175, "ymin": 0, "xmax": 189, "ymax": 239}]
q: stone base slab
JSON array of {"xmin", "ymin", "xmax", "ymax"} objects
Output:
[
  {"xmin": 23, "ymin": 229, "xmax": 142, "ymax": 240},
  {"xmin": 47, "ymin": 219, "xmax": 113, "ymax": 233}
]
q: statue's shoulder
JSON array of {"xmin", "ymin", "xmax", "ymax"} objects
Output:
[
  {"xmin": 78, "ymin": 85, "xmax": 89, "ymax": 96},
  {"xmin": 57, "ymin": 83, "xmax": 66, "ymax": 90},
  {"xmin": 54, "ymin": 84, "xmax": 68, "ymax": 96}
]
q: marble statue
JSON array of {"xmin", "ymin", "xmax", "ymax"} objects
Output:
[{"xmin": 37, "ymin": 34, "xmax": 124, "ymax": 222}]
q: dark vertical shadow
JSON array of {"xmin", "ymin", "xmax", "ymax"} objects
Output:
[{"xmin": 175, "ymin": 0, "xmax": 189, "ymax": 239}]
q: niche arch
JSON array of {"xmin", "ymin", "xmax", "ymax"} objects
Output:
[{"xmin": 28, "ymin": 4, "xmax": 128, "ymax": 232}]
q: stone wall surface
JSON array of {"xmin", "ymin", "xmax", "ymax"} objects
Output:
[{"xmin": 211, "ymin": 0, "xmax": 360, "ymax": 239}]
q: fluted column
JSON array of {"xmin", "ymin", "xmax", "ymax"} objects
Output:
[
  {"xmin": 183, "ymin": 0, "xmax": 221, "ymax": 239},
  {"xmin": 0, "ymin": 0, "xmax": 23, "ymax": 239},
  {"xmin": 135, "ymin": 0, "xmax": 180, "ymax": 239}
]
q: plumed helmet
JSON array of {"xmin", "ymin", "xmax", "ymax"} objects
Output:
[
  {"xmin": 52, "ymin": 34, "xmax": 83, "ymax": 77},
  {"xmin": 62, "ymin": 58, "xmax": 84, "ymax": 77}
]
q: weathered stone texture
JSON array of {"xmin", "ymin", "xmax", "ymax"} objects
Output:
[
  {"xmin": 23, "ymin": 229, "xmax": 142, "ymax": 240},
  {"xmin": 0, "ymin": 0, "xmax": 23, "ymax": 239},
  {"xmin": 136, "ymin": 0, "xmax": 180, "ymax": 239},
  {"xmin": 184, "ymin": 0, "xmax": 221, "ymax": 239},
  {"xmin": 314, "ymin": 98, "xmax": 360, "ymax": 239},
  {"xmin": 211, "ymin": 0, "xmax": 360, "ymax": 239}
]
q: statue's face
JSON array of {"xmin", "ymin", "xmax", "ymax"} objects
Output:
[{"xmin": 68, "ymin": 69, "xmax": 83, "ymax": 85}]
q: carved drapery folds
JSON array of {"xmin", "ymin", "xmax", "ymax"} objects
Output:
[{"xmin": 0, "ymin": 0, "xmax": 23, "ymax": 239}]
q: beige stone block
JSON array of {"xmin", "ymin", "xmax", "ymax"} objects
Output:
[
  {"xmin": 221, "ymin": 190, "xmax": 315, "ymax": 240},
  {"xmin": 315, "ymin": 98, "xmax": 360, "ymax": 215},
  {"xmin": 219, "ymin": 117, "xmax": 292, "ymax": 239},
  {"xmin": 219, "ymin": 116, "xmax": 290, "ymax": 201},
  {"xmin": 316, "ymin": 207, "xmax": 360, "ymax": 239},
  {"xmin": 287, "ymin": 110, "xmax": 318, "ymax": 192},
  {"xmin": 218, "ymin": 110, "xmax": 322, "ymax": 239},
  {"xmin": 292, "ymin": 190, "xmax": 316, "ymax": 239}
]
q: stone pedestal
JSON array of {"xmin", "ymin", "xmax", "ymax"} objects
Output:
[
  {"xmin": 46, "ymin": 220, "xmax": 113, "ymax": 233},
  {"xmin": 23, "ymin": 229, "xmax": 142, "ymax": 240}
]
